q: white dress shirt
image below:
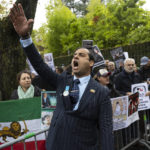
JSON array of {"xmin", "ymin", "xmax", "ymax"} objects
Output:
[{"xmin": 73, "ymin": 75, "xmax": 90, "ymax": 110}]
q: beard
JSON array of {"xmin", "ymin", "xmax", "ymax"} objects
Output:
[{"xmin": 125, "ymin": 68, "xmax": 134, "ymax": 73}]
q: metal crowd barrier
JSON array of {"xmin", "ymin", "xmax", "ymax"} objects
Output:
[
  {"xmin": 114, "ymin": 120, "xmax": 140, "ymax": 150},
  {"xmin": 114, "ymin": 109, "xmax": 150, "ymax": 150},
  {"xmin": 0, "ymin": 128, "xmax": 49, "ymax": 150},
  {"xmin": 143, "ymin": 110, "xmax": 150, "ymax": 143},
  {"xmin": 1, "ymin": 110, "xmax": 150, "ymax": 150},
  {"xmin": 138, "ymin": 110, "xmax": 150, "ymax": 149}
]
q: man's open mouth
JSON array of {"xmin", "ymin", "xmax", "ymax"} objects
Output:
[{"xmin": 73, "ymin": 60, "xmax": 79, "ymax": 69}]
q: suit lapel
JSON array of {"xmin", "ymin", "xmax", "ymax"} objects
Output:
[{"xmin": 77, "ymin": 77, "xmax": 97, "ymax": 111}]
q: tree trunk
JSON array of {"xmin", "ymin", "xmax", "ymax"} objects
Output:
[{"xmin": 0, "ymin": 0, "xmax": 38, "ymax": 100}]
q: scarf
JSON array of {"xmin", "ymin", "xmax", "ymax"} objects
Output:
[{"xmin": 17, "ymin": 84, "xmax": 34, "ymax": 99}]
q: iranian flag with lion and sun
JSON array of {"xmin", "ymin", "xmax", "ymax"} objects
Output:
[{"xmin": 0, "ymin": 97, "xmax": 50, "ymax": 150}]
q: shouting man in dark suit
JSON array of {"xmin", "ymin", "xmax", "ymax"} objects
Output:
[{"xmin": 10, "ymin": 3, "xmax": 114, "ymax": 150}]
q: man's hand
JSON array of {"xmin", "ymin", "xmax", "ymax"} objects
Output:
[{"xmin": 9, "ymin": 3, "xmax": 34, "ymax": 38}]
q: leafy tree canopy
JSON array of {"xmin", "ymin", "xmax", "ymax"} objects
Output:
[
  {"xmin": 32, "ymin": 24, "xmax": 48, "ymax": 55},
  {"xmin": 33, "ymin": 0, "xmax": 150, "ymax": 57},
  {"xmin": 0, "ymin": 0, "xmax": 13, "ymax": 18},
  {"xmin": 45, "ymin": 0, "xmax": 76, "ymax": 56},
  {"xmin": 86, "ymin": 0, "xmax": 149, "ymax": 48},
  {"xmin": 62, "ymin": 0, "xmax": 89, "ymax": 16}
]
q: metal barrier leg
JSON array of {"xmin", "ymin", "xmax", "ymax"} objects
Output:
[
  {"xmin": 120, "ymin": 121, "xmax": 141, "ymax": 150},
  {"xmin": 114, "ymin": 131, "xmax": 120, "ymax": 150},
  {"xmin": 11, "ymin": 145, "xmax": 13, "ymax": 150},
  {"xmin": 139, "ymin": 139, "xmax": 150, "ymax": 149},
  {"xmin": 137, "ymin": 110, "xmax": 150, "ymax": 149},
  {"xmin": 121, "ymin": 138, "xmax": 140, "ymax": 150},
  {"xmin": 34, "ymin": 135, "xmax": 38, "ymax": 150},
  {"xmin": 23, "ymin": 140, "xmax": 26, "ymax": 150}
]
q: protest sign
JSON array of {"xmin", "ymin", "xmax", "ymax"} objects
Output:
[
  {"xmin": 132, "ymin": 83, "xmax": 150, "ymax": 111},
  {"xmin": 41, "ymin": 91, "xmax": 56, "ymax": 129},
  {"xmin": 111, "ymin": 93, "xmax": 139, "ymax": 131},
  {"xmin": 44, "ymin": 53, "xmax": 55, "ymax": 71},
  {"xmin": 82, "ymin": 40, "xmax": 105, "ymax": 74},
  {"xmin": 110, "ymin": 47, "xmax": 125, "ymax": 69},
  {"xmin": 92, "ymin": 45, "xmax": 105, "ymax": 74},
  {"xmin": 26, "ymin": 58, "xmax": 38, "ymax": 75}
]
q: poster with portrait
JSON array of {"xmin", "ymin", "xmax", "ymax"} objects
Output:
[
  {"xmin": 132, "ymin": 83, "xmax": 150, "ymax": 111},
  {"xmin": 82, "ymin": 40, "xmax": 105, "ymax": 74},
  {"xmin": 41, "ymin": 110, "xmax": 54, "ymax": 129},
  {"xmin": 41, "ymin": 91, "xmax": 57, "ymax": 109},
  {"xmin": 127, "ymin": 92, "xmax": 139, "ymax": 126},
  {"xmin": 111, "ymin": 94, "xmax": 139, "ymax": 131},
  {"xmin": 41, "ymin": 91, "xmax": 57, "ymax": 129},
  {"xmin": 110, "ymin": 47, "xmax": 125, "ymax": 69},
  {"xmin": 111, "ymin": 96, "xmax": 128, "ymax": 130},
  {"xmin": 91, "ymin": 45, "xmax": 105, "ymax": 74},
  {"xmin": 44, "ymin": 53, "xmax": 55, "ymax": 71}
]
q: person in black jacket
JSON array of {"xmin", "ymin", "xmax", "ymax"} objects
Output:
[
  {"xmin": 9, "ymin": 4, "xmax": 114, "ymax": 150},
  {"xmin": 115, "ymin": 58, "xmax": 141, "ymax": 96},
  {"xmin": 10, "ymin": 70, "xmax": 41, "ymax": 100}
]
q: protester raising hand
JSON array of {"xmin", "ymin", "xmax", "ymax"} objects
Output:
[{"xmin": 9, "ymin": 3, "xmax": 33, "ymax": 38}]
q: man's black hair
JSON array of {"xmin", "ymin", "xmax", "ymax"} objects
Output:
[
  {"xmin": 75, "ymin": 47, "xmax": 95, "ymax": 62},
  {"xmin": 56, "ymin": 67, "xmax": 63, "ymax": 74},
  {"xmin": 88, "ymin": 50, "xmax": 95, "ymax": 62}
]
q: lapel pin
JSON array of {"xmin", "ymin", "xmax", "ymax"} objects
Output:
[
  {"xmin": 63, "ymin": 86, "xmax": 70, "ymax": 96},
  {"xmin": 63, "ymin": 90, "xmax": 69, "ymax": 96},
  {"xmin": 90, "ymin": 89, "xmax": 95, "ymax": 93}
]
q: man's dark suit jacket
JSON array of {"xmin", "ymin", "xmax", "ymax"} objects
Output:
[
  {"xmin": 42, "ymin": 97, "xmax": 51, "ymax": 108},
  {"xmin": 23, "ymin": 43, "xmax": 114, "ymax": 150}
]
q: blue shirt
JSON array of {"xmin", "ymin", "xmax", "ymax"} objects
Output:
[
  {"xmin": 73, "ymin": 75, "xmax": 91, "ymax": 110},
  {"xmin": 20, "ymin": 37, "xmax": 33, "ymax": 47}
]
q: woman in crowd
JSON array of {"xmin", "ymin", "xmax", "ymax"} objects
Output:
[{"xmin": 10, "ymin": 70, "xmax": 41, "ymax": 99}]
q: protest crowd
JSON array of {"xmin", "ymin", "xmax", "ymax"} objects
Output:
[
  {"xmin": 5, "ymin": 50, "xmax": 150, "ymax": 150},
  {"xmin": 1, "ymin": 3, "xmax": 150, "ymax": 150},
  {"xmin": 4, "ymin": 45, "xmax": 150, "ymax": 150}
]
